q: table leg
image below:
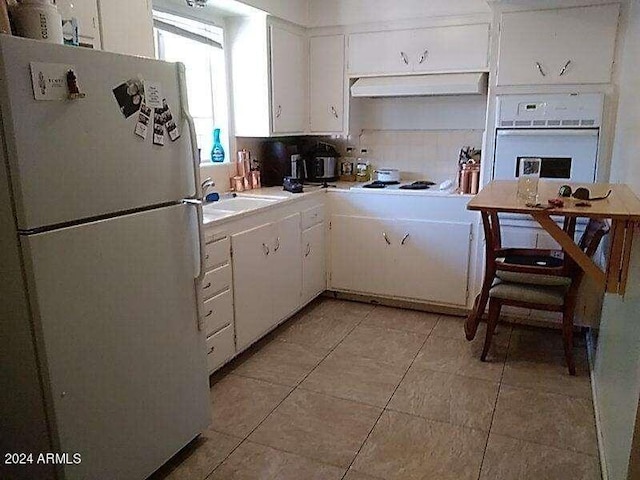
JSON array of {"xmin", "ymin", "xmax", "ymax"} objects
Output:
[{"xmin": 465, "ymin": 273, "xmax": 492, "ymax": 341}]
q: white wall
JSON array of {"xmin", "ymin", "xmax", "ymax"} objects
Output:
[
  {"xmin": 309, "ymin": 0, "xmax": 490, "ymax": 27},
  {"xmin": 239, "ymin": 0, "xmax": 309, "ymax": 25},
  {"xmin": 594, "ymin": 1, "xmax": 640, "ymax": 479}
]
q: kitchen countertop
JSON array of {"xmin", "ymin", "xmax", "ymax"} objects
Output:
[{"xmin": 202, "ymin": 182, "xmax": 469, "ymax": 226}]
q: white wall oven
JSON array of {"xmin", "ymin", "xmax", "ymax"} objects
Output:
[{"xmin": 493, "ymin": 93, "xmax": 604, "ymax": 183}]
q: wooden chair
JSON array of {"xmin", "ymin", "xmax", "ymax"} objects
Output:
[{"xmin": 478, "ymin": 214, "xmax": 609, "ymax": 375}]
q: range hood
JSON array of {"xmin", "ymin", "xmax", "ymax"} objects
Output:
[{"xmin": 350, "ymin": 72, "xmax": 488, "ymax": 98}]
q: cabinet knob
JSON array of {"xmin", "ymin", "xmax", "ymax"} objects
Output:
[
  {"xmin": 418, "ymin": 49, "xmax": 429, "ymax": 64},
  {"xmin": 535, "ymin": 61, "xmax": 546, "ymax": 77},
  {"xmin": 275, "ymin": 105, "xmax": 282, "ymax": 118},
  {"xmin": 330, "ymin": 106, "xmax": 339, "ymax": 119},
  {"xmin": 559, "ymin": 60, "xmax": 572, "ymax": 76},
  {"xmin": 400, "ymin": 51, "xmax": 409, "ymax": 65},
  {"xmin": 383, "ymin": 232, "xmax": 392, "ymax": 245}
]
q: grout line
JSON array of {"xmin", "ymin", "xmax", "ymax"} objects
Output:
[
  {"xmin": 475, "ymin": 322, "xmax": 513, "ymax": 480},
  {"xmin": 338, "ymin": 318, "xmax": 438, "ymax": 480},
  {"xmin": 208, "ymin": 299, "xmax": 375, "ymax": 478}
]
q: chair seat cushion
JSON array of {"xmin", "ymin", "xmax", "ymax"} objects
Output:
[
  {"xmin": 495, "ymin": 270, "xmax": 572, "ymax": 287},
  {"xmin": 490, "ymin": 280, "xmax": 567, "ymax": 306}
]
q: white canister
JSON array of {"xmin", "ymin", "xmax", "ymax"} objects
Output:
[{"xmin": 11, "ymin": 0, "xmax": 63, "ymax": 44}]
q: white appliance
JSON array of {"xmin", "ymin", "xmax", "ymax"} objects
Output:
[
  {"xmin": 0, "ymin": 37, "xmax": 210, "ymax": 480},
  {"xmin": 493, "ymin": 93, "xmax": 603, "ymax": 183}
]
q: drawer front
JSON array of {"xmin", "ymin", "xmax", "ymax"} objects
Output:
[
  {"xmin": 205, "ymin": 324, "xmax": 235, "ymax": 373},
  {"xmin": 301, "ymin": 205, "xmax": 325, "ymax": 230},
  {"xmin": 202, "ymin": 263, "xmax": 232, "ymax": 301},
  {"xmin": 202, "ymin": 288, "xmax": 234, "ymax": 337},
  {"xmin": 205, "ymin": 236, "xmax": 230, "ymax": 270}
]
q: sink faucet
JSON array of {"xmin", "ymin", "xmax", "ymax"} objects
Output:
[{"xmin": 201, "ymin": 177, "xmax": 216, "ymax": 198}]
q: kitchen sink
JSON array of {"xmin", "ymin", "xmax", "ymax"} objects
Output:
[
  {"xmin": 202, "ymin": 196, "xmax": 282, "ymax": 223},
  {"xmin": 211, "ymin": 196, "xmax": 281, "ymax": 211}
]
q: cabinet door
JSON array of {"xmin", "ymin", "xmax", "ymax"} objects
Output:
[
  {"xmin": 329, "ymin": 215, "xmax": 392, "ymax": 296},
  {"xmin": 348, "ymin": 29, "xmax": 413, "ymax": 76},
  {"xmin": 97, "ymin": 0, "xmax": 154, "ymax": 57},
  {"xmin": 551, "ymin": 4, "xmax": 619, "ymax": 85},
  {"xmin": 302, "ymin": 223, "xmax": 326, "ymax": 304},
  {"xmin": 498, "ymin": 5, "xmax": 619, "ymax": 86},
  {"xmin": 410, "ymin": 24, "xmax": 489, "ymax": 73},
  {"xmin": 392, "ymin": 220, "xmax": 472, "ymax": 306},
  {"xmin": 232, "ymin": 222, "xmax": 274, "ymax": 351},
  {"xmin": 310, "ymin": 35, "xmax": 345, "ymax": 133},
  {"xmin": 270, "ymin": 26, "xmax": 308, "ymax": 134},
  {"xmin": 271, "ymin": 213, "xmax": 302, "ymax": 323},
  {"xmin": 497, "ymin": 9, "xmax": 558, "ymax": 86}
]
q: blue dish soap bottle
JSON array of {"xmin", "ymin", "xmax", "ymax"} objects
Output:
[{"xmin": 211, "ymin": 128, "xmax": 225, "ymax": 163}]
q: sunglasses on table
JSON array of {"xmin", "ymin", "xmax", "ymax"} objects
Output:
[{"xmin": 558, "ymin": 185, "xmax": 612, "ymax": 201}]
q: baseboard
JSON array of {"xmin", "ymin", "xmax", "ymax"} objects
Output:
[
  {"xmin": 324, "ymin": 290, "xmax": 470, "ymax": 317},
  {"xmin": 586, "ymin": 329, "xmax": 609, "ymax": 480}
]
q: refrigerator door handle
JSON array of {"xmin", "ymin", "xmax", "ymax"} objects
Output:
[{"xmin": 178, "ymin": 63, "xmax": 207, "ymax": 332}]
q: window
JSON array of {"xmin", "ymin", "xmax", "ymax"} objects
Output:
[{"xmin": 154, "ymin": 12, "xmax": 230, "ymax": 163}]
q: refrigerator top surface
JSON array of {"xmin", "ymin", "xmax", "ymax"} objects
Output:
[{"xmin": 0, "ymin": 36, "xmax": 196, "ymax": 231}]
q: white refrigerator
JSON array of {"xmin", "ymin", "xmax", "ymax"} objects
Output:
[{"xmin": 0, "ymin": 36, "xmax": 210, "ymax": 480}]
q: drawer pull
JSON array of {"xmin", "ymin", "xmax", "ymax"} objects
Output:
[
  {"xmin": 208, "ymin": 345, "xmax": 215, "ymax": 354},
  {"xmin": 418, "ymin": 49, "xmax": 429, "ymax": 64},
  {"xmin": 401, "ymin": 233, "xmax": 410, "ymax": 245},
  {"xmin": 262, "ymin": 243, "xmax": 270, "ymax": 256},
  {"xmin": 400, "ymin": 51, "xmax": 409, "ymax": 65},
  {"xmin": 305, "ymin": 243, "xmax": 311, "ymax": 257},
  {"xmin": 330, "ymin": 106, "xmax": 339, "ymax": 119},
  {"xmin": 203, "ymin": 282, "xmax": 212, "ymax": 290},
  {"xmin": 383, "ymin": 232, "xmax": 391, "ymax": 245},
  {"xmin": 274, "ymin": 237, "xmax": 280, "ymax": 252},
  {"xmin": 535, "ymin": 61, "xmax": 546, "ymax": 77},
  {"xmin": 205, "ymin": 310, "xmax": 213, "ymax": 317},
  {"xmin": 205, "ymin": 254, "xmax": 210, "ymax": 260}
]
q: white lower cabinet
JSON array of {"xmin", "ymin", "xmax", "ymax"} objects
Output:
[
  {"xmin": 205, "ymin": 324, "xmax": 235, "ymax": 373},
  {"xmin": 232, "ymin": 213, "xmax": 302, "ymax": 352},
  {"xmin": 201, "ymin": 232, "xmax": 235, "ymax": 373},
  {"xmin": 302, "ymin": 223, "xmax": 326, "ymax": 304},
  {"xmin": 330, "ymin": 215, "xmax": 472, "ymax": 307}
]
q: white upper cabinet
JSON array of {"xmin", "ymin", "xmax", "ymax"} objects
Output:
[
  {"xmin": 230, "ymin": 17, "xmax": 308, "ymax": 137},
  {"xmin": 270, "ymin": 25, "xmax": 308, "ymax": 134},
  {"xmin": 348, "ymin": 24, "xmax": 490, "ymax": 76},
  {"xmin": 97, "ymin": 0, "xmax": 154, "ymax": 57},
  {"xmin": 309, "ymin": 35, "xmax": 345, "ymax": 134},
  {"xmin": 497, "ymin": 4, "xmax": 620, "ymax": 86}
]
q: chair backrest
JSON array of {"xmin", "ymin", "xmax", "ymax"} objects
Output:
[{"xmin": 577, "ymin": 219, "xmax": 610, "ymax": 258}]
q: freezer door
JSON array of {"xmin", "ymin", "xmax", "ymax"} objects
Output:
[
  {"xmin": 0, "ymin": 36, "xmax": 196, "ymax": 231},
  {"xmin": 20, "ymin": 204, "xmax": 209, "ymax": 480}
]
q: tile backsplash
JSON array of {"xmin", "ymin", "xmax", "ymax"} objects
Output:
[{"xmin": 357, "ymin": 129, "xmax": 484, "ymax": 183}]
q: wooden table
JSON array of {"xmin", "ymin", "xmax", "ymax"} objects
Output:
[{"xmin": 465, "ymin": 180, "xmax": 640, "ymax": 340}]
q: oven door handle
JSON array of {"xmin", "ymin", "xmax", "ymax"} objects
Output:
[{"xmin": 496, "ymin": 129, "xmax": 599, "ymax": 137}]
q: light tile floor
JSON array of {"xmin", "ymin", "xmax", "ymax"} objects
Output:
[{"xmin": 150, "ymin": 298, "xmax": 600, "ymax": 480}]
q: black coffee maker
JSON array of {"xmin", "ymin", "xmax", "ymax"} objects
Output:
[{"xmin": 259, "ymin": 140, "xmax": 300, "ymax": 187}]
